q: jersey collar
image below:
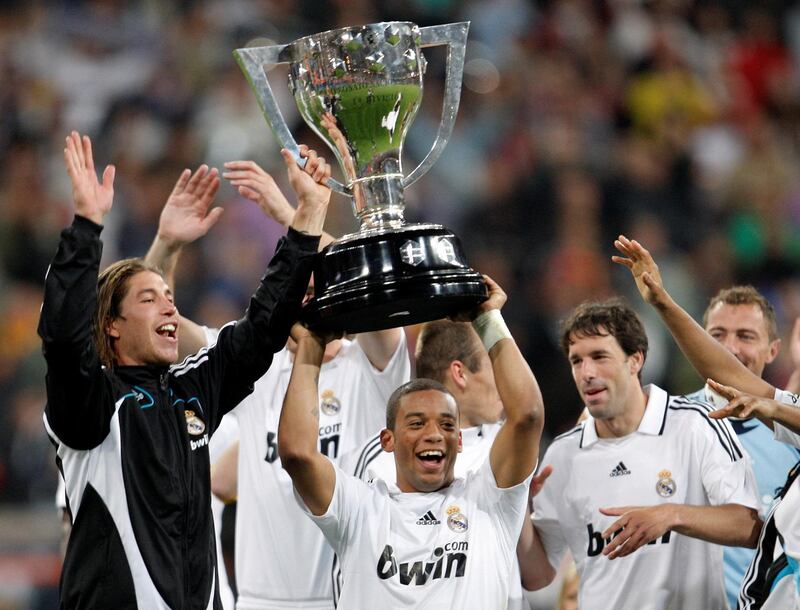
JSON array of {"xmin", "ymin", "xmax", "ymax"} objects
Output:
[{"xmin": 580, "ymin": 384, "xmax": 669, "ymax": 448}]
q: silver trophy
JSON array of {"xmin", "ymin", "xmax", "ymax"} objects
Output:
[{"xmin": 235, "ymin": 21, "xmax": 486, "ymax": 333}]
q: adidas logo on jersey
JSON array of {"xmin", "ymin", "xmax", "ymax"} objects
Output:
[
  {"xmin": 609, "ymin": 461, "xmax": 631, "ymax": 477},
  {"xmin": 416, "ymin": 511, "xmax": 441, "ymax": 525}
]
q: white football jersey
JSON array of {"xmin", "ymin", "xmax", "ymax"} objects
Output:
[
  {"xmin": 301, "ymin": 460, "xmax": 532, "ymax": 609},
  {"xmin": 533, "ymin": 385, "xmax": 759, "ymax": 610},
  {"xmin": 773, "ymin": 389, "xmax": 800, "ymax": 449},
  {"xmin": 231, "ymin": 335, "xmax": 410, "ymax": 609},
  {"xmin": 209, "ymin": 414, "xmax": 238, "ymax": 610},
  {"xmin": 339, "ymin": 423, "xmax": 528, "ymax": 608}
]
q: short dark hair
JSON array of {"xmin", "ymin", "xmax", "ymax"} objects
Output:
[
  {"xmin": 560, "ymin": 299, "xmax": 648, "ymax": 367},
  {"xmin": 386, "ymin": 378, "xmax": 456, "ymax": 430},
  {"xmin": 703, "ymin": 285, "xmax": 778, "ymax": 341},
  {"xmin": 414, "ymin": 320, "xmax": 484, "ymax": 383},
  {"xmin": 95, "ymin": 258, "xmax": 165, "ymax": 369}
]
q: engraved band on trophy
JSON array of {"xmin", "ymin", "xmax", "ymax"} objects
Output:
[{"xmin": 235, "ymin": 21, "xmax": 487, "ymax": 333}]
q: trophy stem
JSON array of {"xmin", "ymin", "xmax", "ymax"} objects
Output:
[{"xmin": 352, "ymin": 174, "xmax": 407, "ymax": 230}]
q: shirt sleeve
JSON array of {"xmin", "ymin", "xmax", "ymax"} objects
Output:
[
  {"xmin": 696, "ymin": 413, "xmax": 760, "ymax": 509},
  {"xmin": 471, "ymin": 460, "xmax": 534, "ymax": 549},
  {"xmin": 294, "ymin": 462, "xmax": 374, "ymax": 554},
  {"xmin": 39, "ymin": 216, "xmax": 115, "ymax": 450},
  {"xmin": 773, "ymin": 389, "xmax": 800, "ymax": 449}
]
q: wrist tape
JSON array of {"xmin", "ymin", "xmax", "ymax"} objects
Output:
[{"xmin": 471, "ymin": 309, "xmax": 512, "ymax": 352}]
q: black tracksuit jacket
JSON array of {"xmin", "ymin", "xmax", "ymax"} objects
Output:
[{"xmin": 39, "ymin": 216, "xmax": 318, "ymax": 609}]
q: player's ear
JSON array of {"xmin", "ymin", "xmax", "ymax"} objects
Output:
[
  {"xmin": 628, "ymin": 350, "xmax": 644, "ymax": 376},
  {"xmin": 380, "ymin": 428, "xmax": 395, "ymax": 453},
  {"xmin": 766, "ymin": 338, "xmax": 780, "ymax": 364},
  {"xmin": 107, "ymin": 318, "xmax": 121, "ymax": 339},
  {"xmin": 449, "ymin": 360, "xmax": 468, "ymax": 391},
  {"xmin": 457, "ymin": 430, "xmax": 463, "ymax": 453}
]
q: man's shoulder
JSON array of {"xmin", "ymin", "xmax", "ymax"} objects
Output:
[
  {"xmin": 664, "ymin": 394, "xmax": 745, "ymax": 460},
  {"xmin": 546, "ymin": 424, "xmax": 584, "ymax": 455},
  {"xmin": 665, "ymin": 393, "xmax": 717, "ymax": 420}
]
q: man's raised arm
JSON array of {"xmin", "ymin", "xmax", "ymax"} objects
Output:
[
  {"xmin": 469, "ymin": 277, "xmax": 544, "ymax": 488},
  {"xmin": 146, "ymin": 148, "xmax": 333, "ymax": 358},
  {"xmin": 144, "ymin": 164, "xmax": 223, "ymax": 357},
  {"xmin": 278, "ymin": 324, "xmax": 337, "ymax": 516},
  {"xmin": 223, "ymin": 146, "xmax": 336, "ymax": 249},
  {"xmin": 612, "ymin": 235, "xmax": 774, "ymax": 399},
  {"xmin": 222, "ymin": 154, "xmax": 403, "ymax": 369}
]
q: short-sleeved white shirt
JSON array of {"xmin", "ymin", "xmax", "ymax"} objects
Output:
[
  {"xmin": 209, "ymin": 414, "xmax": 238, "ymax": 610},
  {"xmin": 300, "ymin": 460, "xmax": 532, "ymax": 609},
  {"xmin": 773, "ymin": 389, "xmax": 800, "ymax": 449},
  {"xmin": 206, "ymin": 327, "xmax": 410, "ymax": 610},
  {"xmin": 339, "ymin": 423, "xmax": 528, "ymax": 609},
  {"xmin": 533, "ymin": 384, "xmax": 759, "ymax": 610}
]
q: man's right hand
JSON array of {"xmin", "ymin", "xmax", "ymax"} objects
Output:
[
  {"xmin": 63, "ymin": 131, "xmax": 115, "ymax": 225},
  {"xmin": 529, "ymin": 464, "xmax": 553, "ymax": 503},
  {"xmin": 611, "ymin": 235, "xmax": 671, "ymax": 309},
  {"xmin": 290, "ymin": 322, "xmax": 342, "ymax": 350},
  {"xmin": 223, "ymin": 160, "xmax": 296, "ymax": 228},
  {"xmin": 284, "ymin": 145, "xmax": 331, "ymax": 236},
  {"xmin": 450, "ymin": 274, "xmax": 507, "ymax": 323},
  {"xmin": 156, "ymin": 165, "xmax": 222, "ymax": 250}
]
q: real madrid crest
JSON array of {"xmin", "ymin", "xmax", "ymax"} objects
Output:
[
  {"xmin": 446, "ymin": 505, "xmax": 468, "ymax": 533},
  {"xmin": 320, "ymin": 389, "xmax": 341, "ymax": 416},
  {"xmin": 656, "ymin": 469, "xmax": 676, "ymax": 498},
  {"xmin": 184, "ymin": 410, "xmax": 206, "ymax": 436}
]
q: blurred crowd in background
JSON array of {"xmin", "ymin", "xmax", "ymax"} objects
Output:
[{"xmin": 2, "ymin": 0, "xmax": 800, "ymax": 607}]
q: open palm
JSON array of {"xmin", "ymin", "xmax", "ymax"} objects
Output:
[
  {"xmin": 63, "ymin": 131, "xmax": 115, "ymax": 224},
  {"xmin": 611, "ymin": 235, "xmax": 667, "ymax": 307},
  {"xmin": 157, "ymin": 165, "xmax": 223, "ymax": 246}
]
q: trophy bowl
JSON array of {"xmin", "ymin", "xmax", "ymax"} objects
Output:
[{"xmin": 235, "ymin": 21, "xmax": 487, "ymax": 333}]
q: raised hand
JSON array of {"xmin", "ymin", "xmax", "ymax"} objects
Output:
[
  {"xmin": 284, "ymin": 145, "xmax": 331, "ymax": 206},
  {"xmin": 706, "ymin": 379, "xmax": 778, "ymax": 421},
  {"xmin": 223, "ymin": 160, "xmax": 295, "ymax": 228},
  {"xmin": 611, "ymin": 235, "xmax": 670, "ymax": 309},
  {"xmin": 156, "ymin": 165, "xmax": 222, "ymax": 249},
  {"xmin": 63, "ymin": 131, "xmax": 115, "ymax": 225},
  {"xmin": 450, "ymin": 275, "xmax": 507, "ymax": 322},
  {"xmin": 284, "ymin": 145, "xmax": 332, "ymax": 236},
  {"xmin": 289, "ymin": 321, "xmax": 342, "ymax": 348}
]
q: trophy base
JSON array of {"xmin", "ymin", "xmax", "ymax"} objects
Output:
[{"xmin": 302, "ymin": 224, "xmax": 487, "ymax": 333}]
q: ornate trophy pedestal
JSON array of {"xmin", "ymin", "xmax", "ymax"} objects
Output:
[{"xmin": 303, "ymin": 224, "xmax": 486, "ymax": 333}]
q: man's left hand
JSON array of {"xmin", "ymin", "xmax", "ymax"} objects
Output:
[{"xmin": 599, "ymin": 504, "xmax": 676, "ymax": 559}]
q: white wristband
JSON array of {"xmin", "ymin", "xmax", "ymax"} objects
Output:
[
  {"xmin": 774, "ymin": 388, "xmax": 800, "ymax": 407},
  {"xmin": 471, "ymin": 309, "xmax": 512, "ymax": 352}
]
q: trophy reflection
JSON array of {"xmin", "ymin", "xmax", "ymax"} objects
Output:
[{"xmin": 235, "ymin": 21, "xmax": 486, "ymax": 333}]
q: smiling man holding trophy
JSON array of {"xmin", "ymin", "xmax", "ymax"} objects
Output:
[{"xmin": 235, "ymin": 21, "xmax": 486, "ymax": 333}]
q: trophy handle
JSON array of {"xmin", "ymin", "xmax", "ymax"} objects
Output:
[
  {"xmin": 233, "ymin": 45, "xmax": 351, "ymax": 197},
  {"xmin": 402, "ymin": 22, "xmax": 470, "ymax": 190}
]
